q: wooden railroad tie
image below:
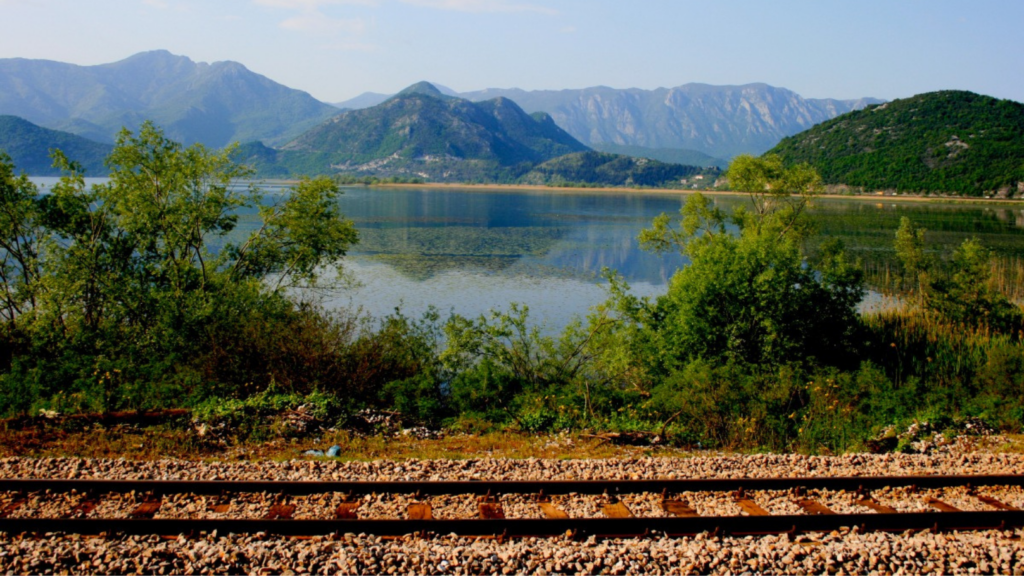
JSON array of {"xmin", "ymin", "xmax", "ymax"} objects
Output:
[
  {"xmin": 130, "ymin": 496, "xmax": 162, "ymax": 519},
  {"xmin": 407, "ymin": 502, "xmax": 433, "ymax": 520}
]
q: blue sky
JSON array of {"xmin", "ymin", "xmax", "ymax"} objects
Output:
[{"xmin": 1, "ymin": 0, "xmax": 1022, "ymax": 104}]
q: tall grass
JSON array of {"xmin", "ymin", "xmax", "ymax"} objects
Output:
[{"xmin": 863, "ymin": 304, "xmax": 1024, "ymax": 430}]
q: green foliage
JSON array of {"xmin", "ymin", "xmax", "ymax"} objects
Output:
[
  {"xmin": 0, "ymin": 122, "xmax": 360, "ymax": 416},
  {"xmin": 626, "ymin": 156, "xmax": 863, "ymax": 371},
  {"xmin": 521, "ymin": 151, "xmax": 718, "ymax": 188},
  {"xmin": 589, "ymin": 143, "xmax": 729, "ymax": 169},
  {"xmin": 5, "ymin": 130, "xmax": 1024, "ymax": 454},
  {"xmin": 893, "ymin": 217, "xmax": 1024, "ymax": 333},
  {"xmin": 441, "ymin": 304, "xmax": 616, "ymax": 430},
  {"xmin": 770, "ymin": 91, "xmax": 1024, "ymax": 196}
]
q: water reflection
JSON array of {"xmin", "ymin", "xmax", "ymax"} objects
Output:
[
  {"xmin": 338, "ymin": 187, "xmax": 688, "ymax": 285},
  {"xmin": 26, "ymin": 179, "xmax": 1024, "ymax": 328},
  {"xmin": 330, "ymin": 188, "xmax": 1024, "ymax": 326}
]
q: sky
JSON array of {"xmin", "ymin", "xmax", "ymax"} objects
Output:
[{"xmin": 1, "ymin": 0, "xmax": 1022, "ymax": 104}]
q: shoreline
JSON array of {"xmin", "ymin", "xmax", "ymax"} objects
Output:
[{"xmin": 321, "ymin": 181, "xmax": 1024, "ymax": 206}]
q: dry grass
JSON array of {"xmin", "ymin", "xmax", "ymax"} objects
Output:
[
  {"xmin": 997, "ymin": 434, "xmax": 1024, "ymax": 454},
  {"xmin": 0, "ymin": 425, "xmax": 701, "ymax": 461}
]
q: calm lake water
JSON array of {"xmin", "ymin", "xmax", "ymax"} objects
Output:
[
  {"xmin": 328, "ymin": 187, "xmax": 1024, "ymax": 328},
  {"xmin": 28, "ymin": 178, "xmax": 1024, "ymax": 330}
]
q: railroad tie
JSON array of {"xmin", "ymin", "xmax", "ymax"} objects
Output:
[
  {"xmin": 975, "ymin": 494, "xmax": 1020, "ymax": 511},
  {"xmin": 854, "ymin": 498, "xmax": 898, "ymax": 514},
  {"xmin": 64, "ymin": 493, "xmax": 100, "ymax": 518},
  {"xmin": 0, "ymin": 494, "xmax": 27, "ymax": 519},
  {"xmin": 130, "ymin": 496, "xmax": 162, "ymax": 519},
  {"xmin": 538, "ymin": 502, "xmax": 569, "ymax": 519},
  {"xmin": 407, "ymin": 502, "xmax": 433, "ymax": 520},
  {"xmin": 478, "ymin": 502, "xmax": 505, "ymax": 519},
  {"xmin": 602, "ymin": 501, "xmax": 633, "ymax": 518},
  {"xmin": 733, "ymin": 489, "xmax": 770, "ymax": 516},
  {"xmin": 660, "ymin": 488, "xmax": 699, "ymax": 517},
  {"xmin": 206, "ymin": 493, "xmax": 231, "ymax": 515},
  {"xmin": 661, "ymin": 499, "xmax": 699, "ymax": 517},
  {"xmin": 925, "ymin": 497, "xmax": 961, "ymax": 513},
  {"xmin": 476, "ymin": 491, "xmax": 506, "ymax": 519},
  {"xmin": 336, "ymin": 502, "xmax": 362, "ymax": 519},
  {"xmin": 796, "ymin": 499, "xmax": 836, "ymax": 515},
  {"xmin": 266, "ymin": 501, "xmax": 296, "ymax": 520}
]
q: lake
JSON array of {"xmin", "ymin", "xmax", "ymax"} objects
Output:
[
  {"xmin": 327, "ymin": 187, "xmax": 1024, "ymax": 328},
  {"xmin": 28, "ymin": 178, "xmax": 1024, "ymax": 329}
]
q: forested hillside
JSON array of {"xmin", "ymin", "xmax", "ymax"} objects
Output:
[
  {"xmin": 770, "ymin": 91, "xmax": 1024, "ymax": 196},
  {"xmin": 0, "ymin": 115, "xmax": 111, "ymax": 175}
]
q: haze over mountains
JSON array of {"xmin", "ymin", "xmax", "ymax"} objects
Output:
[
  {"xmin": 240, "ymin": 81, "xmax": 592, "ymax": 182},
  {"xmin": 0, "ymin": 51, "xmax": 883, "ymax": 167},
  {"xmin": 0, "ymin": 50, "xmax": 338, "ymax": 148},
  {"xmin": 338, "ymin": 84, "xmax": 883, "ymax": 159}
]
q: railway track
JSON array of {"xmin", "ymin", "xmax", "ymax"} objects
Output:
[{"xmin": 1, "ymin": 475, "xmax": 1022, "ymax": 538}]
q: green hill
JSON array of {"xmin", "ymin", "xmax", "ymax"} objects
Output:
[
  {"xmin": 0, "ymin": 115, "xmax": 111, "ymax": 176},
  {"xmin": 521, "ymin": 151, "xmax": 719, "ymax": 187},
  {"xmin": 274, "ymin": 83, "xmax": 589, "ymax": 181},
  {"xmin": 589, "ymin": 143, "xmax": 728, "ymax": 169},
  {"xmin": 768, "ymin": 91, "xmax": 1024, "ymax": 197}
]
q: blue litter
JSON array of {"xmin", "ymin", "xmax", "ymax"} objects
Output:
[
  {"xmin": 303, "ymin": 449, "xmax": 325, "ymax": 456},
  {"xmin": 326, "ymin": 445, "xmax": 342, "ymax": 457}
]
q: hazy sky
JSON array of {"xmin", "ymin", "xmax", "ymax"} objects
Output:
[{"xmin": 2, "ymin": 0, "xmax": 1022, "ymax": 104}]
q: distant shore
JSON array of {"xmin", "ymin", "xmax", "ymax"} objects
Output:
[{"xmin": 309, "ymin": 180, "xmax": 1024, "ymax": 206}]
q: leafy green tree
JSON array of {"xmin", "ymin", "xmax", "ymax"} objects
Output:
[
  {"xmin": 894, "ymin": 216, "xmax": 930, "ymax": 291},
  {"xmin": 0, "ymin": 122, "xmax": 358, "ymax": 414},
  {"xmin": 626, "ymin": 155, "xmax": 864, "ymax": 372},
  {"xmin": 929, "ymin": 239, "xmax": 1023, "ymax": 332},
  {"xmin": 893, "ymin": 217, "xmax": 1023, "ymax": 333}
]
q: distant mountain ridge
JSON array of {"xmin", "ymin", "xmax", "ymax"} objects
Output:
[
  {"xmin": 589, "ymin": 143, "xmax": 727, "ymax": 169},
  {"xmin": 337, "ymin": 83, "xmax": 883, "ymax": 159},
  {"xmin": 242, "ymin": 83, "xmax": 589, "ymax": 181},
  {"xmin": 0, "ymin": 50, "xmax": 339, "ymax": 148},
  {"xmin": 0, "ymin": 115, "xmax": 111, "ymax": 176},
  {"xmin": 769, "ymin": 90, "xmax": 1024, "ymax": 197}
]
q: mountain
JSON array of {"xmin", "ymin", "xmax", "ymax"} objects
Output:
[
  {"xmin": 337, "ymin": 83, "xmax": 882, "ymax": 159},
  {"xmin": 333, "ymin": 83, "xmax": 458, "ymax": 109},
  {"xmin": 768, "ymin": 91, "xmax": 1024, "ymax": 197},
  {"xmin": 274, "ymin": 83, "xmax": 590, "ymax": 181},
  {"xmin": 0, "ymin": 115, "xmax": 112, "ymax": 176},
  {"xmin": 459, "ymin": 84, "xmax": 882, "ymax": 159},
  {"xmin": 521, "ymin": 151, "xmax": 720, "ymax": 188},
  {"xmin": 333, "ymin": 92, "xmax": 391, "ymax": 110},
  {"xmin": 589, "ymin": 143, "xmax": 728, "ymax": 169},
  {"xmin": 0, "ymin": 50, "xmax": 340, "ymax": 148}
]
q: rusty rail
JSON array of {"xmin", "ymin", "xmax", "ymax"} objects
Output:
[{"xmin": 0, "ymin": 475, "xmax": 1021, "ymax": 538}]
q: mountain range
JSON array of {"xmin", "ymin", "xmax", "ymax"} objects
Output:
[
  {"xmin": 242, "ymin": 81, "xmax": 589, "ymax": 182},
  {"xmin": 0, "ymin": 50, "xmax": 339, "ymax": 148},
  {"xmin": 0, "ymin": 51, "xmax": 882, "ymax": 162},
  {"xmin": 233, "ymin": 82, "xmax": 722, "ymax": 186},
  {"xmin": 338, "ymin": 83, "xmax": 883, "ymax": 159}
]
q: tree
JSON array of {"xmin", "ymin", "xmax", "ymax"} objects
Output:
[
  {"xmin": 895, "ymin": 217, "xmax": 1024, "ymax": 332},
  {"xmin": 0, "ymin": 122, "xmax": 359, "ymax": 414},
  {"xmin": 624, "ymin": 154, "xmax": 864, "ymax": 372}
]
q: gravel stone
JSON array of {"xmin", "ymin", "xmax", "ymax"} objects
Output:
[{"xmin": 1, "ymin": 453, "xmax": 1023, "ymax": 574}]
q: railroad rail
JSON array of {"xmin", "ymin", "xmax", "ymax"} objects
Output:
[{"xmin": 1, "ymin": 475, "xmax": 1022, "ymax": 538}]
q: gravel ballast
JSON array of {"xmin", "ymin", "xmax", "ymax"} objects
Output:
[{"xmin": 1, "ymin": 453, "xmax": 1022, "ymax": 575}]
